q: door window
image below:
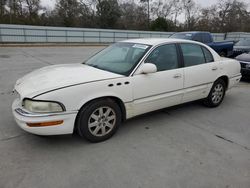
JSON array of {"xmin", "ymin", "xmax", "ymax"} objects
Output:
[
  {"xmin": 180, "ymin": 43, "xmax": 206, "ymax": 67},
  {"xmin": 145, "ymin": 44, "xmax": 179, "ymax": 72},
  {"xmin": 202, "ymin": 47, "xmax": 214, "ymax": 62},
  {"xmin": 193, "ymin": 34, "xmax": 203, "ymax": 42},
  {"xmin": 202, "ymin": 34, "xmax": 212, "ymax": 43}
]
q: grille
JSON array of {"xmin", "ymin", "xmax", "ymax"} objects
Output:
[{"xmin": 240, "ymin": 62, "xmax": 250, "ymax": 69}]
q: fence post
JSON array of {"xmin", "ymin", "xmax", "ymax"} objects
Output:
[
  {"xmin": 45, "ymin": 29, "xmax": 48, "ymax": 42},
  {"xmin": 113, "ymin": 32, "xmax": 115, "ymax": 42},
  {"xmin": 65, "ymin": 30, "xmax": 68, "ymax": 43},
  {"xmin": 224, "ymin": 32, "xmax": 227, "ymax": 40},
  {"xmin": 99, "ymin": 31, "xmax": 101, "ymax": 43},
  {"xmin": 23, "ymin": 27, "xmax": 27, "ymax": 42},
  {"xmin": 0, "ymin": 26, "xmax": 2, "ymax": 43},
  {"xmin": 82, "ymin": 31, "xmax": 86, "ymax": 42}
]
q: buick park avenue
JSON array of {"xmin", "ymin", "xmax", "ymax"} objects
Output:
[{"xmin": 12, "ymin": 39, "xmax": 241, "ymax": 142}]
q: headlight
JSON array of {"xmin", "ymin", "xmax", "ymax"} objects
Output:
[{"xmin": 23, "ymin": 99, "xmax": 65, "ymax": 113}]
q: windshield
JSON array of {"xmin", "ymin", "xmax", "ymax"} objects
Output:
[
  {"xmin": 85, "ymin": 42, "xmax": 151, "ymax": 76},
  {"xmin": 235, "ymin": 39, "xmax": 250, "ymax": 46},
  {"xmin": 170, "ymin": 33, "xmax": 193, "ymax": 40}
]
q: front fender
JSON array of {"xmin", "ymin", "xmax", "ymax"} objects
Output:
[{"xmin": 34, "ymin": 78, "xmax": 133, "ymax": 112}]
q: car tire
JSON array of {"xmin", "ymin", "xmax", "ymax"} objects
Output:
[
  {"xmin": 76, "ymin": 99, "xmax": 121, "ymax": 142},
  {"xmin": 203, "ymin": 79, "xmax": 226, "ymax": 108}
]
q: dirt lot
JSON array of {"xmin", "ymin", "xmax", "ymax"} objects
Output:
[{"xmin": 0, "ymin": 46, "xmax": 250, "ymax": 188}]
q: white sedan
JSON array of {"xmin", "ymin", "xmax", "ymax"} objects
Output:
[{"xmin": 12, "ymin": 38, "xmax": 241, "ymax": 142}]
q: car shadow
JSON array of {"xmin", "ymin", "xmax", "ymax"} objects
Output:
[
  {"xmin": 241, "ymin": 78, "xmax": 250, "ymax": 83},
  {"xmin": 23, "ymin": 101, "xmax": 203, "ymax": 147}
]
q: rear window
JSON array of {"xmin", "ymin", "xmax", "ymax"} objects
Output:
[
  {"xmin": 235, "ymin": 39, "xmax": 250, "ymax": 46},
  {"xmin": 180, "ymin": 43, "xmax": 206, "ymax": 67},
  {"xmin": 170, "ymin": 33, "xmax": 193, "ymax": 40}
]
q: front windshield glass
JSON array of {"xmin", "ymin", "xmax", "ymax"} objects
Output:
[
  {"xmin": 170, "ymin": 33, "xmax": 193, "ymax": 39},
  {"xmin": 85, "ymin": 42, "xmax": 151, "ymax": 76},
  {"xmin": 235, "ymin": 39, "xmax": 250, "ymax": 46}
]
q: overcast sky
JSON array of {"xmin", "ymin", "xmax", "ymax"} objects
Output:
[{"xmin": 40, "ymin": 0, "xmax": 250, "ymax": 8}]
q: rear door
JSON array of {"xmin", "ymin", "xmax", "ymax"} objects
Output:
[{"xmin": 179, "ymin": 43, "xmax": 220, "ymax": 103}]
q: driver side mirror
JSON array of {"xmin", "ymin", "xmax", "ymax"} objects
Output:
[{"xmin": 141, "ymin": 63, "xmax": 157, "ymax": 74}]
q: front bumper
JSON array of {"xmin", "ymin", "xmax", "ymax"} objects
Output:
[
  {"xmin": 12, "ymin": 98, "xmax": 78, "ymax": 135},
  {"xmin": 240, "ymin": 61, "xmax": 250, "ymax": 78},
  {"xmin": 241, "ymin": 69, "xmax": 250, "ymax": 78}
]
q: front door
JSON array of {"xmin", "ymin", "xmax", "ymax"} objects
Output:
[{"xmin": 131, "ymin": 43, "xmax": 184, "ymax": 116}]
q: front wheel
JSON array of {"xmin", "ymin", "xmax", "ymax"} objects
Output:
[
  {"xmin": 77, "ymin": 99, "xmax": 121, "ymax": 142},
  {"xmin": 203, "ymin": 79, "xmax": 226, "ymax": 107}
]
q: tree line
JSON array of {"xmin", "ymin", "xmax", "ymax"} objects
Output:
[{"xmin": 0, "ymin": 0, "xmax": 250, "ymax": 32}]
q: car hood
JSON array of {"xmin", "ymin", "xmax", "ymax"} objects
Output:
[
  {"xmin": 15, "ymin": 63, "xmax": 122, "ymax": 98},
  {"xmin": 235, "ymin": 53, "xmax": 250, "ymax": 62},
  {"xmin": 233, "ymin": 46, "xmax": 250, "ymax": 50}
]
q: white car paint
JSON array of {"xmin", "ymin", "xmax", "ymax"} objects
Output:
[
  {"xmin": 15, "ymin": 63, "xmax": 122, "ymax": 99},
  {"xmin": 12, "ymin": 38, "xmax": 241, "ymax": 136}
]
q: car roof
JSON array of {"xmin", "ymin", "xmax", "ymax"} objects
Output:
[
  {"xmin": 176, "ymin": 31, "xmax": 210, "ymax": 34},
  {"xmin": 120, "ymin": 37, "xmax": 221, "ymax": 61},
  {"xmin": 120, "ymin": 38, "xmax": 199, "ymax": 46}
]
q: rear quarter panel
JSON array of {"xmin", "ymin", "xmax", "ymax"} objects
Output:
[{"xmin": 219, "ymin": 58, "xmax": 241, "ymax": 78}]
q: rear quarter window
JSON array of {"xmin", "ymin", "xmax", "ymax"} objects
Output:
[{"xmin": 202, "ymin": 47, "xmax": 214, "ymax": 62}]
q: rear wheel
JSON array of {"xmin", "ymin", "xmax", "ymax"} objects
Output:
[
  {"xmin": 203, "ymin": 79, "xmax": 226, "ymax": 107},
  {"xmin": 77, "ymin": 99, "xmax": 121, "ymax": 142}
]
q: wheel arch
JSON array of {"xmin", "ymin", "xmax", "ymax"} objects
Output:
[
  {"xmin": 74, "ymin": 96, "xmax": 127, "ymax": 133},
  {"xmin": 216, "ymin": 75, "xmax": 229, "ymax": 90}
]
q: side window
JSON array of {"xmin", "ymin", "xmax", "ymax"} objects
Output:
[
  {"xmin": 193, "ymin": 34, "xmax": 202, "ymax": 42},
  {"xmin": 202, "ymin": 46, "xmax": 214, "ymax": 62},
  {"xmin": 180, "ymin": 43, "xmax": 206, "ymax": 67},
  {"xmin": 203, "ymin": 34, "xmax": 212, "ymax": 43},
  {"xmin": 145, "ymin": 44, "xmax": 178, "ymax": 72}
]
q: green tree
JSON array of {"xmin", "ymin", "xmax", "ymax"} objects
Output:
[
  {"xmin": 96, "ymin": 0, "xmax": 120, "ymax": 28},
  {"xmin": 55, "ymin": 0, "xmax": 80, "ymax": 27},
  {"xmin": 117, "ymin": 2, "xmax": 148, "ymax": 30},
  {"xmin": 150, "ymin": 17, "xmax": 175, "ymax": 31}
]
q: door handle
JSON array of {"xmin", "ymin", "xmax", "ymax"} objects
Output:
[
  {"xmin": 212, "ymin": 67, "xmax": 218, "ymax": 71},
  {"xmin": 173, "ymin": 74, "xmax": 182, "ymax": 79}
]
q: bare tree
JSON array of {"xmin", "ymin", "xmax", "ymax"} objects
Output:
[
  {"xmin": 151, "ymin": 0, "xmax": 173, "ymax": 18},
  {"xmin": 0, "ymin": 0, "xmax": 7, "ymax": 16},
  {"xmin": 23, "ymin": 0, "xmax": 41, "ymax": 21},
  {"xmin": 140, "ymin": 0, "xmax": 150, "ymax": 28},
  {"xmin": 55, "ymin": 0, "xmax": 80, "ymax": 26},
  {"xmin": 182, "ymin": 0, "xmax": 200, "ymax": 30},
  {"xmin": 118, "ymin": 1, "xmax": 148, "ymax": 30},
  {"xmin": 172, "ymin": 0, "xmax": 182, "ymax": 26}
]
